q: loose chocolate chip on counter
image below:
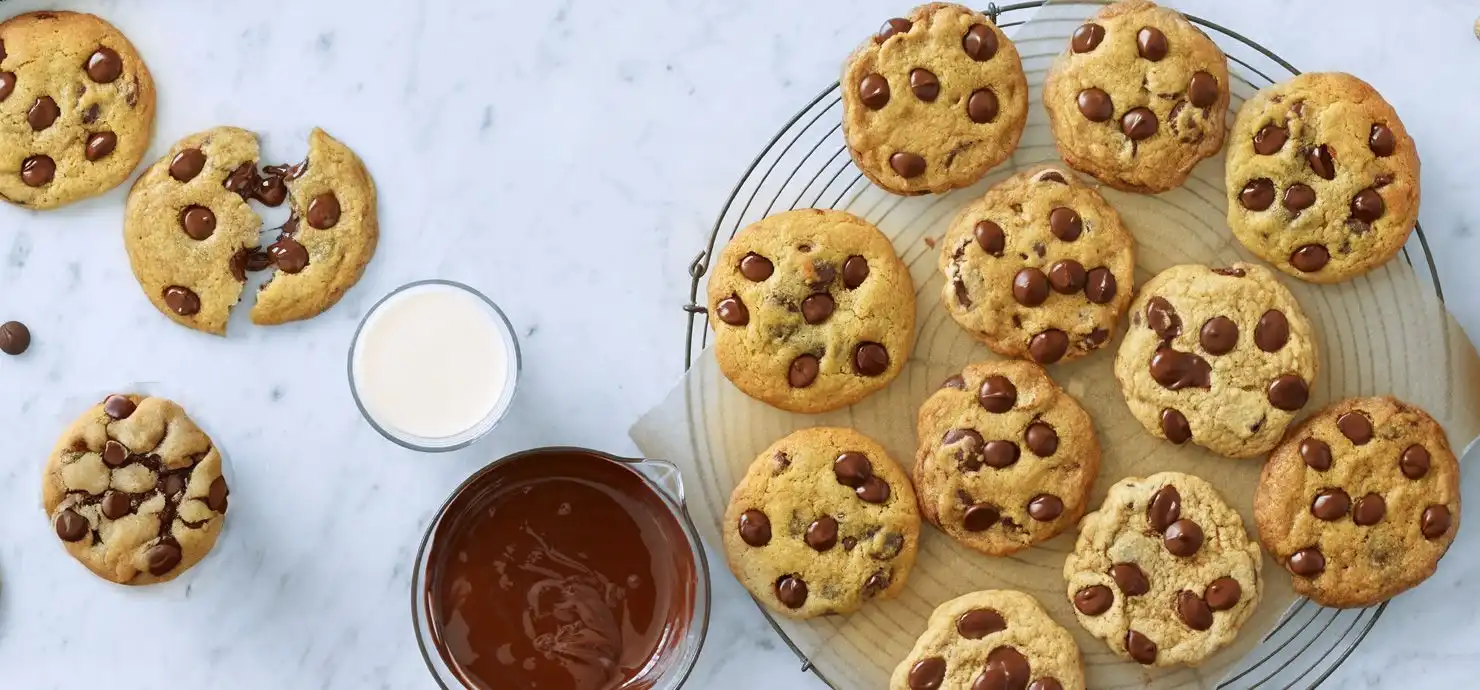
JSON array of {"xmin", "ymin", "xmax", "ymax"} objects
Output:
[
  {"xmin": 102, "ymin": 439, "xmax": 129, "ymax": 466},
  {"xmin": 1145, "ymin": 296, "xmax": 1181, "ymax": 340},
  {"xmin": 0, "ymin": 72, "xmax": 14, "ymax": 101},
  {"xmin": 789, "ymin": 354, "xmax": 820, "ymax": 388},
  {"xmin": 1024, "ymin": 422, "xmax": 1058, "ymax": 457},
  {"xmin": 1239, "ymin": 178, "xmax": 1275, "ymax": 211},
  {"xmin": 1149, "ymin": 347, "xmax": 1212, "ymax": 390},
  {"xmin": 1027, "ymin": 494, "xmax": 1063, "ymax": 521},
  {"xmin": 1083, "ymin": 267, "xmax": 1116, "ymax": 304},
  {"xmin": 1350, "ymin": 188, "xmax": 1385, "ymax": 222},
  {"xmin": 0, "ymin": 320, "xmax": 29, "ymax": 355},
  {"xmin": 979, "ymin": 375, "xmax": 1017, "ymax": 412},
  {"xmin": 1401, "ymin": 445, "xmax": 1431, "ymax": 479},
  {"xmin": 805, "ymin": 516, "xmax": 839, "ymax": 551},
  {"xmin": 1311, "ymin": 488, "xmax": 1351, "ymax": 520},
  {"xmin": 1337, "ymin": 411, "xmax": 1374, "ymax": 445},
  {"xmin": 842, "ymin": 255, "xmax": 869, "ymax": 288},
  {"xmin": 28, "ymin": 96, "xmax": 58, "ymax": 131},
  {"xmin": 1255, "ymin": 310, "xmax": 1290, "ymax": 352},
  {"xmin": 1266, "ymin": 374, "xmax": 1309, "ymax": 411},
  {"xmin": 908, "ymin": 657, "xmax": 946, "ymax": 690},
  {"xmin": 1288, "ymin": 547, "xmax": 1325, "ymax": 576},
  {"xmin": 941, "ymin": 374, "xmax": 966, "ymax": 390},
  {"xmin": 979, "ymin": 647, "xmax": 1030, "ymax": 690},
  {"xmin": 800, "ymin": 293, "xmax": 834, "ymax": 325},
  {"xmin": 957, "ymin": 608, "xmax": 1007, "ymax": 639},
  {"xmin": 85, "ymin": 47, "xmax": 123, "ymax": 83},
  {"xmin": 21, "ymin": 155, "xmax": 55, "ymax": 187},
  {"xmin": 878, "ymin": 17, "xmax": 911, "ymax": 42},
  {"xmin": 1012, "ymin": 268, "xmax": 1049, "ymax": 306},
  {"xmin": 963, "ymin": 503, "xmax": 1000, "ymax": 532},
  {"xmin": 775, "ymin": 575, "xmax": 808, "ymax": 609},
  {"xmin": 1290, "ymin": 244, "xmax": 1330, "ymax": 273},
  {"xmin": 1111, "ymin": 563, "xmax": 1149, "ymax": 596},
  {"xmin": 982, "ymin": 440, "xmax": 1019, "ymax": 469},
  {"xmin": 145, "ymin": 540, "xmax": 183, "ymax": 576},
  {"xmin": 307, "ymin": 193, "xmax": 342, "ymax": 229},
  {"xmin": 967, "ymin": 89, "xmax": 999, "ymax": 124},
  {"xmin": 909, "ymin": 68, "xmax": 940, "ymax": 102},
  {"xmin": 1205, "ymin": 577, "xmax": 1242, "ymax": 610},
  {"xmin": 962, "ymin": 24, "xmax": 997, "ymax": 61},
  {"xmin": 1029, "ymin": 330, "xmax": 1069, "ymax": 365},
  {"xmin": 101, "ymin": 491, "xmax": 132, "ymax": 520},
  {"xmin": 1306, "ymin": 144, "xmax": 1335, "ymax": 180},
  {"xmin": 1353, "ymin": 494, "xmax": 1386, "ymax": 526},
  {"xmin": 207, "ymin": 476, "xmax": 230, "ymax": 513},
  {"xmin": 55, "ymin": 509, "xmax": 89, "ymax": 542},
  {"xmin": 1136, "ymin": 26, "xmax": 1169, "ymax": 60},
  {"xmin": 834, "ymin": 452, "xmax": 873, "ymax": 488},
  {"xmin": 1369, "ymin": 124, "xmax": 1396, "ymax": 156},
  {"xmin": 1189, "ymin": 72, "xmax": 1219, "ymax": 108},
  {"xmin": 1077, "ymin": 88, "xmax": 1113, "ymax": 122},
  {"xmin": 170, "ymin": 149, "xmax": 206, "ymax": 182},
  {"xmin": 1301, "ymin": 438, "xmax": 1333, "ymax": 471},
  {"xmin": 853, "ymin": 342, "xmax": 889, "ymax": 376},
  {"xmin": 974, "ymin": 220, "xmax": 1005, "ymax": 256},
  {"xmin": 269, "ymin": 237, "xmax": 311, "ymax": 275},
  {"xmin": 738, "ymin": 509, "xmax": 771, "ymax": 546},
  {"xmin": 1120, "ymin": 108, "xmax": 1158, "ymax": 140},
  {"xmin": 1253, "ymin": 124, "xmax": 1289, "ymax": 155},
  {"xmin": 856, "ymin": 475, "xmax": 891, "ymax": 504},
  {"xmin": 1422, "ymin": 505, "xmax": 1452, "ymax": 539},
  {"xmin": 740, "ymin": 253, "xmax": 774, "ymax": 281},
  {"xmin": 1164, "ymin": 519, "xmax": 1203, "ymax": 557},
  {"xmin": 85, "ymin": 131, "xmax": 118, "ymax": 161},
  {"xmin": 1283, "ymin": 183, "xmax": 1316, "ymax": 212},
  {"xmin": 1199, "ymin": 316, "xmax": 1238, "ymax": 355},
  {"xmin": 179, "ymin": 205, "xmax": 217, "ymax": 241},
  {"xmin": 1177, "ymin": 591, "xmax": 1214, "ymax": 631},
  {"xmin": 860, "ymin": 74, "xmax": 890, "ymax": 110},
  {"xmin": 1147, "ymin": 485, "xmax": 1182, "ymax": 532},
  {"xmin": 163, "ymin": 286, "xmax": 201, "ymax": 316},
  {"xmin": 1071, "ymin": 23, "xmax": 1105, "ymax": 52},
  {"xmin": 1126, "ymin": 630, "xmax": 1158, "ymax": 664},
  {"xmin": 1074, "ymin": 585, "xmax": 1113, "ymax": 615},
  {"xmin": 1161, "ymin": 408, "xmax": 1191, "ymax": 444}
]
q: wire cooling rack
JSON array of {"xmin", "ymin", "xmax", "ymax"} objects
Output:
[{"xmin": 680, "ymin": 2, "xmax": 1443, "ymax": 687}]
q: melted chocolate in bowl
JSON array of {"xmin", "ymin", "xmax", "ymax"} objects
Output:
[{"xmin": 424, "ymin": 451, "xmax": 698, "ymax": 690}]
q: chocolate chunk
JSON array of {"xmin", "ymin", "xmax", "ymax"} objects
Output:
[
  {"xmin": 853, "ymin": 342, "xmax": 889, "ymax": 376},
  {"xmin": 1111, "ymin": 563, "xmax": 1149, "ymax": 596},
  {"xmin": 1300, "ymin": 438, "xmax": 1332, "ymax": 471},
  {"xmin": 982, "ymin": 440, "xmax": 1019, "ymax": 469},
  {"xmin": 1028, "ymin": 330, "xmax": 1069, "ymax": 365},
  {"xmin": 1147, "ymin": 485, "xmax": 1181, "ymax": 532},
  {"xmin": 788, "ymin": 354, "xmax": 819, "ymax": 387},
  {"xmin": 307, "ymin": 193, "xmax": 341, "ymax": 229},
  {"xmin": 1012, "ymin": 268, "xmax": 1049, "ymax": 306},
  {"xmin": 1177, "ymin": 591, "xmax": 1214, "ymax": 631},
  {"xmin": 974, "ymin": 220, "xmax": 1005, "ymax": 256},
  {"xmin": 805, "ymin": 516, "xmax": 838, "ymax": 551},
  {"xmin": 1149, "ymin": 347, "xmax": 1212, "ymax": 390},
  {"xmin": 1126, "ymin": 630, "xmax": 1158, "ymax": 664},
  {"xmin": 85, "ymin": 131, "xmax": 118, "ymax": 161},
  {"xmin": 1311, "ymin": 488, "xmax": 1351, "ymax": 520},
  {"xmin": 1049, "ymin": 207, "xmax": 1082, "ymax": 241},
  {"xmin": 1206, "ymin": 577, "xmax": 1242, "ymax": 610},
  {"xmin": 21, "ymin": 155, "xmax": 55, "ymax": 187},
  {"xmin": 1369, "ymin": 124, "xmax": 1396, "ymax": 156},
  {"xmin": 962, "ymin": 24, "xmax": 997, "ymax": 61},
  {"xmin": 207, "ymin": 476, "xmax": 229, "ymax": 513},
  {"xmin": 967, "ymin": 89, "xmax": 999, "ymax": 123},
  {"xmin": 979, "ymin": 375, "xmax": 1016, "ymax": 412},
  {"xmin": 738, "ymin": 509, "xmax": 771, "ymax": 546},
  {"xmin": 1198, "ymin": 316, "xmax": 1238, "ymax": 355},
  {"xmin": 1401, "ymin": 445, "xmax": 1431, "ymax": 479},
  {"xmin": 170, "ymin": 149, "xmax": 206, "ymax": 182},
  {"xmin": 1048, "ymin": 260, "xmax": 1086, "ymax": 294},
  {"xmin": 877, "ymin": 17, "xmax": 911, "ymax": 42},
  {"xmin": 715, "ymin": 295, "xmax": 748, "ymax": 326},
  {"xmin": 908, "ymin": 657, "xmax": 945, "ymax": 690},
  {"xmin": 808, "ymin": 260, "xmax": 836, "ymax": 287},
  {"xmin": 857, "ymin": 475, "xmax": 891, "ymax": 504},
  {"xmin": 1307, "ymin": 144, "xmax": 1335, "ymax": 180},
  {"xmin": 957, "ymin": 608, "xmax": 1007, "ymax": 639},
  {"xmin": 1071, "ymin": 23, "xmax": 1105, "ymax": 52},
  {"xmin": 1351, "ymin": 188, "xmax": 1385, "ymax": 222},
  {"xmin": 28, "ymin": 96, "xmax": 58, "ymax": 131},
  {"xmin": 833, "ymin": 452, "xmax": 872, "ymax": 488},
  {"xmin": 55, "ymin": 509, "xmax": 89, "ymax": 542},
  {"xmin": 842, "ymin": 255, "xmax": 869, "ymax": 288},
  {"xmin": 1421, "ymin": 505, "xmax": 1451, "ymax": 539},
  {"xmin": 1027, "ymin": 494, "xmax": 1063, "ymax": 521},
  {"xmin": 909, "ymin": 68, "xmax": 940, "ymax": 102},
  {"xmin": 860, "ymin": 73, "xmax": 890, "ymax": 109},
  {"xmin": 963, "ymin": 503, "xmax": 1000, "ymax": 532},
  {"xmin": 1120, "ymin": 107, "xmax": 1158, "ymax": 140},
  {"xmin": 942, "ymin": 374, "xmax": 966, "ymax": 390},
  {"xmin": 102, "ymin": 440, "xmax": 129, "ymax": 467},
  {"xmin": 1254, "ymin": 124, "xmax": 1289, "ymax": 155},
  {"xmin": 979, "ymin": 647, "xmax": 1030, "ymax": 690},
  {"xmin": 1283, "ymin": 183, "xmax": 1316, "ymax": 212},
  {"xmin": 1145, "ymin": 296, "xmax": 1181, "ymax": 340},
  {"xmin": 801, "ymin": 293, "xmax": 834, "ymax": 324},
  {"xmin": 1024, "ymin": 422, "xmax": 1058, "ymax": 457},
  {"xmin": 102, "ymin": 491, "xmax": 131, "ymax": 520},
  {"xmin": 890, "ymin": 152, "xmax": 926, "ymax": 178},
  {"xmin": 146, "ymin": 541, "xmax": 183, "ymax": 576},
  {"xmin": 103, "ymin": 394, "xmax": 136, "ymax": 420},
  {"xmin": 1353, "ymin": 494, "xmax": 1385, "ymax": 526},
  {"xmin": 0, "ymin": 72, "xmax": 14, "ymax": 101},
  {"xmin": 775, "ymin": 575, "xmax": 808, "ymax": 608},
  {"xmin": 161, "ymin": 473, "xmax": 185, "ymax": 497},
  {"xmin": 1083, "ymin": 267, "xmax": 1117, "ymax": 304},
  {"xmin": 1077, "ymin": 88, "xmax": 1113, "ymax": 122},
  {"xmin": 1288, "ymin": 547, "xmax": 1325, "ymax": 576},
  {"xmin": 740, "ymin": 253, "xmax": 773, "ymax": 281},
  {"xmin": 1239, "ymin": 178, "xmax": 1275, "ymax": 211},
  {"xmin": 1074, "ymin": 585, "xmax": 1112, "ymax": 615},
  {"xmin": 0, "ymin": 321, "xmax": 29, "ymax": 356},
  {"xmin": 85, "ymin": 47, "xmax": 123, "ymax": 83},
  {"xmin": 1189, "ymin": 72, "xmax": 1218, "ymax": 108},
  {"xmin": 1266, "ymin": 375, "xmax": 1309, "ymax": 411},
  {"xmin": 1136, "ymin": 26, "xmax": 1168, "ymax": 60},
  {"xmin": 1290, "ymin": 244, "xmax": 1330, "ymax": 273},
  {"xmin": 269, "ymin": 237, "xmax": 310, "ymax": 274},
  {"xmin": 179, "ymin": 205, "xmax": 216, "ymax": 241},
  {"xmin": 1161, "ymin": 408, "xmax": 1191, "ymax": 444},
  {"xmin": 1253, "ymin": 310, "xmax": 1290, "ymax": 353},
  {"xmin": 1164, "ymin": 519, "xmax": 1203, "ymax": 557},
  {"xmin": 862, "ymin": 570, "xmax": 891, "ymax": 598},
  {"xmin": 871, "ymin": 532, "xmax": 905, "ymax": 561},
  {"xmin": 1338, "ymin": 411, "xmax": 1374, "ymax": 444},
  {"xmin": 256, "ymin": 175, "xmax": 288, "ymax": 207}
]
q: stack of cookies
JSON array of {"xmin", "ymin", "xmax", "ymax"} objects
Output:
[{"xmin": 708, "ymin": 1, "xmax": 1456, "ymax": 685}]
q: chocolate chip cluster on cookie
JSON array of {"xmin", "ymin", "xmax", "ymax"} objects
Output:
[{"xmin": 892, "ymin": 590, "xmax": 1085, "ymax": 690}]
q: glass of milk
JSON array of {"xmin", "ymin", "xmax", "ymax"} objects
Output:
[{"xmin": 348, "ymin": 280, "xmax": 521, "ymax": 451}]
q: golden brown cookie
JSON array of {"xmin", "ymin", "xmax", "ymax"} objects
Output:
[
  {"xmin": 1043, "ymin": 0, "xmax": 1229, "ymax": 193},
  {"xmin": 891, "ymin": 590, "xmax": 1085, "ymax": 690},
  {"xmin": 0, "ymin": 11, "xmax": 155, "ymax": 209},
  {"xmin": 842, "ymin": 3, "xmax": 1029, "ymax": 195},
  {"xmin": 722, "ymin": 427, "xmax": 920, "ymax": 620},
  {"xmin": 1255, "ymin": 397, "xmax": 1460, "ymax": 608},
  {"xmin": 1226, "ymin": 73, "xmax": 1420, "ymax": 283},
  {"xmin": 43, "ymin": 394, "xmax": 229, "ymax": 585},
  {"xmin": 914, "ymin": 360, "xmax": 1100, "ymax": 556},
  {"xmin": 707, "ymin": 209, "xmax": 916, "ymax": 414}
]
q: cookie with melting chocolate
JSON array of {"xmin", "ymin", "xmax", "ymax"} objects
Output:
[{"xmin": 891, "ymin": 590, "xmax": 1085, "ymax": 690}]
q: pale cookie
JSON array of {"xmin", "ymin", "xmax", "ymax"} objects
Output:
[
  {"xmin": 708, "ymin": 209, "xmax": 916, "ymax": 414},
  {"xmin": 1226, "ymin": 72, "xmax": 1420, "ymax": 283},
  {"xmin": 891, "ymin": 590, "xmax": 1085, "ymax": 690},
  {"xmin": 842, "ymin": 3, "xmax": 1029, "ymax": 195},
  {"xmin": 939, "ymin": 165, "xmax": 1134, "ymax": 365},
  {"xmin": 0, "ymin": 11, "xmax": 155, "ymax": 209},
  {"xmin": 723, "ymin": 427, "xmax": 920, "ymax": 620},
  {"xmin": 1065, "ymin": 472, "xmax": 1262, "ymax": 667},
  {"xmin": 915, "ymin": 360, "xmax": 1100, "ymax": 556},
  {"xmin": 43, "ymin": 394, "xmax": 229, "ymax": 585},
  {"xmin": 1255, "ymin": 397, "xmax": 1460, "ymax": 608},
  {"xmin": 1114, "ymin": 263, "xmax": 1318, "ymax": 458},
  {"xmin": 1043, "ymin": 0, "xmax": 1229, "ymax": 193}
]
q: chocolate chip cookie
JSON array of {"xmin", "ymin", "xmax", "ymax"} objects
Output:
[
  {"xmin": 124, "ymin": 127, "xmax": 378, "ymax": 334},
  {"xmin": 1065, "ymin": 472, "xmax": 1262, "ymax": 667},
  {"xmin": 1254, "ymin": 397, "xmax": 1460, "ymax": 608},
  {"xmin": 0, "ymin": 11, "xmax": 155, "ymax": 209},
  {"xmin": 914, "ymin": 360, "xmax": 1100, "ymax": 556},
  {"xmin": 1226, "ymin": 73, "xmax": 1420, "ymax": 283},
  {"xmin": 723, "ymin": 427, "xmax": 920, "ymax": 619},
  {"xmin": 842, "ymin": 3, "xmax": 1029, "ymax": 195},
  {"xmin": 43, "ymin": 394, "xmax": 229, "ymax": 585},
  {"xmin": 1043, "ymin": 0, "xmax": 1229, "ymax": 193},
  {"xmin": 708, "ymin": 209, "xmax": 916, "ymax": 413},
  {"xmin": 891, "ymin": 590, "xmax": 1085, "ymax": 690},
  {"xmin": 1114, "ymin": 263, "xmax": 1318, "ymax": 458},
  {"xmin": 939, "ymin": 165, "xmax": 1134, "ymax": 364}
]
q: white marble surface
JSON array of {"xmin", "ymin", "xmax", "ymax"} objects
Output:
[{"xmin": 0, "ymin": 0, "xmax": 1476, "ymax": 687}]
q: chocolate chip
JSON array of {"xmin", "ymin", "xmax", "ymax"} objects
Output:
[
  {"xmin": 1290, "ymin": 244, "xmax": 1330, "ymax": 273},
  {"xmin": 1254, "ymin": 124, "xmax": 1289, "ymax": 155},
  {"xmin": 1164, "ymin": 519, "xmax": 1203, "ymax": 557},
  {"xmin": 1351, "ymin": 188, "xmax": 1385, "ymax": 222},
  {"xmin": 1012, "ymin": 268, "xmax": 1049, "ymax": 306},
  {"xmin": 862, "ymin": 570, "xmax": 891, "ymax": 598},
  {"xmin": 1307, "ymin": 144, "xmax": 1335, "ymax": 180},
  {"xmin": 27, "ymin": 96, "xmax": 58, "ymax": 131},
  {"xmin": 979, "ymin": 647, "xmax": 1030, "ymax": 690},
  {"xmin": 853, "ymin": 342, "xmax": 889, "ymax": 376},
  {"xmin": 161, "ymin": 473, "xmax": 186, "ymax": 497},
  {"xmin": 1147, "ymin": 485, "xmax": 1181, "ymax": 532},
  {"xmin": 0, "ymin": 73, "xmax": 14, "ymax": 101},
  {"xmin": 801, "ymin": 293, "xmax": 834, "ymax": 324},
  {"xmin": 1251, "ymin": 310, "xmax": 1290, "ymax": 353},
  {"xmin": 102, "ymin": 440, "xmax": 129, "ymax": 467},
  {"xmin": 180, "ymin": 205, "xmax": 216, "ymax": 241},
  {"xmin": 982, "ymin": 440, "xmax": 1019, "ymax": 469},
  {"xmin": 1338, "ymin": 411, "xmax": 1374, "ymax": 445},
  {"xmin": 1145, "ymin": 296, "xmax": 1181, "ymax": 340},
  {"xmin": 1401, "ymin": 445, "xmax": 1431, "ymax": 479},
  {"xmin": 161, "ymin": 286, "xmax": 201, "ymax": 317},
  {"xmin": 269, "ymin": 237, "xmax": 310, "ymax": 274},
  {"xmin": 978, "ymin": 377, "xmax": 1017, "ymax": 413},
  {"xmin": 806, "ymin": 516, "xmax": 839, "ymax": 551},
  {"xmin": 857, "ymin": 475, "xmax": 891, "ymax": 504},
  {"xmin": 21, "ymin": 155, "xmax": 54, "ymax": 187},
  {"xmin": 908, "ymin": 657, "xmax": 945, "ymax": 690},
  {"xmin": 1111, "ymin": 563, "xmax": 1149, "ymax": 596},
  {"xmin": 1045, "ymin": 259, "xmax": 1086, "ymax": 294},
  {"xmin": 944, "ymin": 429, "xmax": 985, "ymax": 470},
  {"xmin": 1189, "ymin": 72, "xmax": 1219, "ymax": 108},
  {"xmin": 306, "ymin": 193, "xmax": 341, "ymax": 229},
  {"xmin": 871, "ymin": 532, "xmax": 905, "ymax": 561},
  {"xmin": 1082, "ymin": 267, "xmax": 1117, "ymax": 304},
  {"xmin": 1074, "ymin": 585, "xmax": 1113, "ymax": 615},
  {"xmin": 842, "ymin": 255, "xmax": 869, "ymax": 288},
  {"xmin": 739, "ymin": 509, "xmax": 771, "ymax": 546},
  {"xmin": 890, "ymin": 151, "xmax": 926, "ymax": 178},
  {"xmin": 970, "ymin": 221, "xmax": 1005, "ymax": 258},
  {"xmin": 1351, "ymin": 493, "xmax": 1386, "ymax": 526},
  {"xmin": 941, "ymin": 374, "xmax": 966, "ymax": 390},
  {"xmin": 1311, "ymin": 488, "xmax": 1351, "ymax": 520},
  {"xmin": 962, "ymin": 24, "xmax": 997, "ymax": 61},
  {"xmin": 80, "ymin": 103, "xmax": 100, "ymax": 124},
  {"xmin": 1283, "ymin": 183, "xmax": 1316, "ymax": 212},
  {"xmin": 740, "ymin": 253, "xmax": 774, "ymax": 281},
  {"xmin": 963, "ymin": 503, "xmax": 1000, "ymax": 532},
  {"xmin": 1288, "ymin": 547, "xmax": 1325, "ymax": 576},
  {"xmin": 55, "ymin": 509, "xmax": 89, "ymax": 542},
  {"xmin": 1266, "ymin": 374, "xmax": 1309, "ymax": 411},
  {"xmin": 789, "ymin": 354, "xmax": 819, "ymax": 388},
  {"xmin": 170, "ymin": 149, "xmax": 206, "ymax": 182},
  {"xmin": 0, "ymin": 320, "xmax": 29, "ymax": 356},
  {"xmin": 207, "ymin": 476, "xmax": 229, "ymax": 513},
  {"xmin": 1024, "ymin": 422, "xmax": 1058, "ymax": 457},
  {"xmin": 1299, "ymin": 438, "xmax": 1332, "ymax": 471},
  {"xmin": 1177, "ymin": 591, "xmax": 1214, "ymax": 631},
  {"xmin": 1136, "ymin": 26, "xmax": 1169, "ymax": 60},
  {"xmin": 1239, "ymin": 178, "xmax": 1275, "ymax": 211},
  {"xmin": 908, "ymin": 68, "xmax": 940, "ymax": 102},
  {"xmin": 1029, "ymin": 330, "xmax": 1069, "ymax": 365},
  {"xmin": 1204, "ymin": 577, "xmax": 1242, "ymax": 611},
  {"xmin": 1161, "ymin": 408, "xmax": 1191, "ymax": 444},
  {"xmin": 833, "ymin": 452, "xmax": 873, "ymax": 488},
  {"xmin": 1028, "ymin": 681, "xmax": 1063, "ymax": 690},
  {"xmin": 1077, "ymin": 88, "xmax": 1113, "ymax": 122},
  {"xmin": 1027, "ymin": 494, "xmax": 1063, "ymax": 521},
  {"xmin": 146, "ymin": 540, "xmax": 183, "ymax": 576},
  {"xmin": 877, "ymin": 17, "xmax": 911, "ymax": 42},
  {"xmin": 85, "ymin": 131, "xmax": 118, "ymax": 161},
  {"xmin": 1149, "ymin": 347, "xmax": 1212, "ymax": 390},
  {"xmin": 955, "ymin": 608, "xmax": 1007, "ymax": 639},
  {"xmin": 775, "ymin": 575, "xmax": 808, "ymax": 608},
  {"xmin": 807, "ymin": 260, "xmax": 836, "ymax": 287},
  {"xmin": 1031, "ymin": 242, "xmax": 1045, "ymax": 258},
  {"xmin": 1421, "ymin": 505, "xmax": 1451, "ymax": 539},
  {"xmin": 956, "ymin": 89, "xmax": 999, "ymax": 127},
  {"xmin": 104, "ymin": 394, "xmax": 136, "ymax": 420},
  {"xmin": 1126, "ymin": 630, "xmax": 1158, "ymax": 664},
  {"xmin": 85, "ymin": 47, "xmax": 123, "ymax": 83},
  {"xmin": 1369, "ymin": 124, "xmax": 1396, "ymax": 156},
  {"xmin": 1196, "ymin": 316, "xmax": 1238, "ymax": 355},
  {"xmin": 101, "ymin": 491, "xmax": 131, "ymax": 520},
  {"xmin": 1047, "ymin": 208, "xmax": 1084, "ymax": 243},
  {"xmin": 1121, "ymin": 107, "xmax": 1158, "ymax": 140},
  {"xmin": 1072, "ymin": 23, "xmax": 1105, "ymax": 52},
  {"xmin": 256, "ymin": 175, "xmax": 288, "ymax": 207},
  {"xmin": 715, "ymin": 295, "xmax": 748, "ymax": 326},
  {"xmin": 841, "ymin": 536, "xmax": 857, "ymax": 551},
  {"xmin": 860, "ymin": 73, "xmax": 890, "ymax": 109}
]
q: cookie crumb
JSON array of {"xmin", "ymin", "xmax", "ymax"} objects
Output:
[{"xmin": 923, "ymin": 236, "xmax": 937, "ymax": 248}]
